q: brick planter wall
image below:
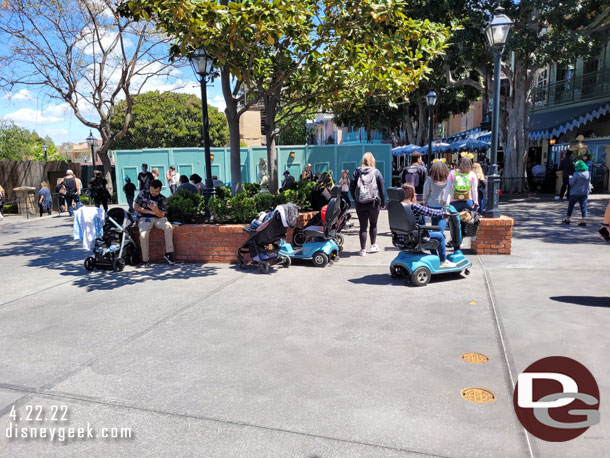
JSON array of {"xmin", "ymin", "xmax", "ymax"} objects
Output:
[
  {"xmin": 131, "ymin": 211, "xmax": 317, "ymax": 263},
  {"xmin": 471, "ymin": 216, "xmax": 514, "ymax": 255}
]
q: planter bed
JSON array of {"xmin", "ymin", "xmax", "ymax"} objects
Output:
[{"xmin": 130, "ymin": 211, "xmax": 317, "ymax": 263}]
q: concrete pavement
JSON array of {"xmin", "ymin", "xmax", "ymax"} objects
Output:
[{"xmin": 0, "ymin": 195, "xmax": 608, "ymax": 458}]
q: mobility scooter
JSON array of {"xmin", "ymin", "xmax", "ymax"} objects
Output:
[{"xmin": 387, "ymin": 187, "xmax": 471, "ymax": 286}]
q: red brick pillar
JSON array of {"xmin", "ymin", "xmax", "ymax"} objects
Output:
[{"xmin": 471, "ymin": 216, "xmax": 514, "ymax": 255}]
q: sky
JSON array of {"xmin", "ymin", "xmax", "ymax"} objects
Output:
[{"xmin": 0, "ymin": 74, "xmax": 227, "ymax": 147}]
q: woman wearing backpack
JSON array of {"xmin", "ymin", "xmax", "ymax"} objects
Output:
[
  {"xmin": 445, "ymin": 156, "xmax": 478, "ymax": 213},
  {"xmin": 350, "ymin": 152, "xmax": 385, "ymax": 256}
]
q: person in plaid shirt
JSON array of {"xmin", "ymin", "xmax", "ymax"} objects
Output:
[{"xmin": 400, "ymin": 184, "xmax": 455, "ymax": 268}]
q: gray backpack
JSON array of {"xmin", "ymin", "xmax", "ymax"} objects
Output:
[{"xmin": 356, "ymin": 169, "xmax": 378, "ymax": 204}]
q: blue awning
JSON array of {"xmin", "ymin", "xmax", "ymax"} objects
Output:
[{"xmin": 529, "ymin": 102, "xmax": 610, "ymax": 140}]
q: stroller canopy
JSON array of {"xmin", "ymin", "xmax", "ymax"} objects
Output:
[{"xmin": 276, "ymin": 203, "xmax": 299, "ymax": 228}]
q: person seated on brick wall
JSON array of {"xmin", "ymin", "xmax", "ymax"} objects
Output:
[
  {"xmin": 178, "ymin": 175, "xmax": 198, "ymax": 194},
  {"xmin": 134, "ymin": 179, "xmax": 175, "ymax": 267}
]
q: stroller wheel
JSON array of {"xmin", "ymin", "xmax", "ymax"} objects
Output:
[
  {"xmin": 84, "ymin": 256, "xmax": 96, "ymax": 272},
  {"xmin": 312, "ymin": 251, "xmax": 328, "ymax": 267},
  {"xmin": 281, "ymin": 256, "xmax": 291, "ymax": 268},
  {"xmin": 112, "ymin": 258, "xmax": 126, "ymax": 272},
  {"xmin": 292, "ymin": 229, "xmax": 306, "ymax": 247},
  {"xmin": 237, "ymin": 256, "xmax": 247, "ymax": 270},
  {"xmin": 257, "ymin": 261, "xmax": 270, "ymax": 274},
  {"xmin": 411, "ymin": 267, "xmax": 431, "ymax": 287}
]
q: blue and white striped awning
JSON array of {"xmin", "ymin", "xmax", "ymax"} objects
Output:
[{"xmin": 529, "ymin": 102, "xmax": 610, "ymax": 140}]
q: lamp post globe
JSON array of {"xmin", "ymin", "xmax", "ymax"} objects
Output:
[
  {"xmin": 41, "ymin": 144, "xmax": 49, "ymax": 163},
  {"xmin": 189, "ymin": 46, "xmax": 215, "ymax": 220},
  {"xmin": 484, "ymin": 7, "xmax": 513, "ymax": 219},
  {"xmin": 86, "ymin": 130, "xmax": 96, "ymax": 168},
  {"xmin": 426, "ymin": 89, "xmax": 437, "ymax": 168}
]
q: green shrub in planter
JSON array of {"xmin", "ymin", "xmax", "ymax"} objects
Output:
[
  {"xmin": 215, "ymin": 186, "xmax": 232, "ymax": 200},
  {"xmin": 167, "ymin": 190, "xmax": 205, "ymax": 224},
  {"xmin": 2, "ymin": 203, "xmax": 18, "ymax": 214},
  {"xmin": 229, "ymin": 193, "xmax": 258, "ymax": 223},
  {"xmin": 242, "ymin": 183, "xmax": 260, "ymax": 197},
  {"xmin": 209, "ymin": 196, "xmax": 231, "ymax": 223},
  {"xmin": 80, "ymin": 196, "xmax": 90, "ymax": 205}
]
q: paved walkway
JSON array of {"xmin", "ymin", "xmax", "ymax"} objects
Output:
[{"xmin": 0, "ymin": 195, "xmax": 608, "ymax": 458}]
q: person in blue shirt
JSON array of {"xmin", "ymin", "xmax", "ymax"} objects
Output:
[{"xmin": 38, "ymin": 181, "xmax": 52, "ymax": 217}]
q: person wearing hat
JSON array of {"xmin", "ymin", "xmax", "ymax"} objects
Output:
[
  {"xmin": 123, "ymin": 176, "xmax": 137, "ymax": 213},
  {"xmin": 89, "ymin": 169, "xmax": 109, "ymax": 211},
  {"xmin": 62, "ymin": 169, "xmax": 81, "ymax": 216},
  {"xmin": 281, "ymin": 170, "xmax": 296, "ymax": 191}
]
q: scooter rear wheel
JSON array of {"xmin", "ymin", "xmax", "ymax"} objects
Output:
[
  {"xmin": 411, "ymin": 267, "xmax": 431, "ymax": 287},
  {"xmin": 312, "ymin": 251, "xmax": 328, "ymax": 267}
]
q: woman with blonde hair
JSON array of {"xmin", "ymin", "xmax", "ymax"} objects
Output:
[
  {"xmin": 473, "ymin": 162, "xmax": 487, "ymax": 214},
  {"xmin": 349, "ymin": 152, "xmax": 385, "ymax": 256},
  {"xmin": 445, "ymin": 156, "xmax": 478, "ymax": 213},
  {"xmin": 38, "ymin": 181, "xmax": 52, "ymax": 217}
]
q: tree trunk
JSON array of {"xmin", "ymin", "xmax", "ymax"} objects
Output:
[
  {"xmin": 405, "ymin": 114, "xmax": 415, "ymax": 145},
  {"xmin": 264, "ymin": 94, "xmax": 279, "ymax": 194},
  {"xmin": 221, "ymin": 69, "xmax": 242, "ymax": 195},
  {"xmin": 97, "ymin": 146, "xmax": 114, "ymax": 197},
  {"xmin": 415, "ymin": 102, "xmax": 426, "ymax": 145},
  {"xmin": 502, "ymin": 59, "xmax": 531, "ymax": 193}
]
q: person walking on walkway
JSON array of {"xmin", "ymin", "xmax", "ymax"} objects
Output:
[
  {"xmin": 63, "ymin": 169, "xmax": 81, "ymax": 217},
  {"xmin": 89, "ymin": 170, "xmax": 109, "ymax": 211},
  {"xmin": 38, "ymin": 182, "xmax": 52, "ymax": 217},
  {"xmin": 123, "ymin": 177, "xmax": 136, "ymax": 213},
  {"xmin": 401, "ymin": 151, "xmax": 427, "ymax": 195},
  {"xmin": 599, "ymin": 200, "xmax": 610, "ymax": 242},
  {"xmin": 350, "ymin": 152, "xmax": 385, "ymax": 257},
  {"xmin": 473, "ymin": 162, "xmax": 487, "ymax": 214},
  {"xmin": 422, "ymin": 160, "xmax": 450, "ymax": 231},
  {"xmin": 138, "ymin": 163, "xmax": 154, "ymax": 192},
  {"xmin": 338, "ymin": 170, "xmax": 351, "ymax": 208},
  {"xmin": 445, "ymin": 157, "xmax": 478, "ymax": 213},
  {"xmin": 167, "ymin": 166, "xmax": 178, "ymax": 194},
  {"xmin": 562, "ymin": 160, "xmax": 591, "ymax": 226},
  {"xmin": 559, "ymin": 151, "xmax": 575, "ymax": 200}
]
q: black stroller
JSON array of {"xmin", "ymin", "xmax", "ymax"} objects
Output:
[
  {"xmin": 84, "ymin": 208, "xmax": 140, "ymax": 272},
  {"xmin": 237, "ymin": 203, "xmax": 298, "ymax": 274},
  {"xmin": 292, "ymin": 191, "xmax": 351, "ymax": 250}
]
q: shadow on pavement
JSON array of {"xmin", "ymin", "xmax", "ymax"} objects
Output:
[
  {"xmin": 0, "ymin": 234, "xmax": 219, "ymax": 291},
  {"xmin": 550, "ymin": 296, "xmax": 610, "ymax": 308},
  {"xmin": 349, "ymin": 272, "xmax": 468, "ymax": 287}
]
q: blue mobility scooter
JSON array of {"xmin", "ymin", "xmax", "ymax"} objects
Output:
[
  {"xmin": 279, "ymin": 187, "xmax": 341, "ymax": 267},
  {"xmin": 387, "ymin": 187, "xmax": 471, "ymax": 286}
]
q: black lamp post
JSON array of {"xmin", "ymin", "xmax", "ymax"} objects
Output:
[
  {"xmin": 41, "ymin": 144, "xmax": 49, "ymax": 163},
  {"xmin": 484, "ymin": 7, "xmax": 513, "ymax": 218},
  {"xmin": 86, "ymin": 130, "xmax": 96, "ymax": 169},
  {"xmin": 425, "ymin": 89, "xmax": 437, "ymax": 168},
  {"xmin": 189, "ymin": 46, "xmax": 215, "ymax": 220}
]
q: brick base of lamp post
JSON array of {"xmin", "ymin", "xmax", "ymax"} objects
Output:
[{"xmin": 471, "ymin": 216, "xmax": 514, "ymax": 255}]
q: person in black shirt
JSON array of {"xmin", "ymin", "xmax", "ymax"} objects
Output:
[
  {"xmin": 401, "ymin": 151, "xmax": 428, "ymax": 195},
  {"xmin": 137, "ymin": 163, "xmax": 154, "ymax": 191},
  {"xmin": 63, "ymin": 169, "xmax": 81, "ymax": 216},
  {"xmin": 559, "ymin": 151, "xmax": 575, "ymax": 200},
  {"xmin": 123, "ymin": 177, "xmax": 137, "ymax": 213},
  {"xmin": 89, "ymin": 170, "xmax": 109, "ymax": 211},
  {"xmin": 134, "ymin": 179, "xmax": 175, "ymax": 266}
]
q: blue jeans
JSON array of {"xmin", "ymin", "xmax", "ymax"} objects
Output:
[
  {"xmin": 451, "ymin": 200, "xmax": 474, "ymax": 213},
  {"xmin": 428, "ymin": 231, "xmax": 446, "ymax": 262},
  {"xmin": 567, "ymin": 195, "xmax": 588, "ymax": 218},
  {"xmin": 65, "ymin": 194, "xmax": 81, "ymax": 216},
  {"xmin": 428, "ymin": 204, "xmax": 446, "ymax": 232}
]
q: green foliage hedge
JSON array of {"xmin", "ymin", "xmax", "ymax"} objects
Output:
[
  {"xmin": 167, "ymin": 189, "xmax": 205, "ymax": 224},
  {"xmin": 2, "ymin": 203, "xmax": 18, "ymax": 214}
]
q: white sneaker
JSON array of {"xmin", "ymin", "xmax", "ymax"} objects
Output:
[
  {"xmin": 358, "ymin": 249, "xmax": 367, "ymax": 257},
  {"xmin": 369, "ymin": 244, "xmax": 380, "ymax": 253},
  {"xmin": 440, "ymin": 260, "xmax": 457, "ymax": 268}
]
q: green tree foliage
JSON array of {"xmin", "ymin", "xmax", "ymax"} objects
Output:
[
  {"xmin": 278, "ymin": 112, "xmax": 308, "ymax": 146},
  {"xmin": 120, "ymin": 0, "xmax": 455, "ymax": 193},
  {"xmin": 110, "ymin": 91, "xmax": 229, "ymax": 149},
  {"xmin": 0, "ymin": 120, "xmax": 59, "ymax": 161}
]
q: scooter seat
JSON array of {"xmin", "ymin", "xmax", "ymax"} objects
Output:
[{"xmin": 304, "ymin": 225, "xmax": 325, "ymax": 237}]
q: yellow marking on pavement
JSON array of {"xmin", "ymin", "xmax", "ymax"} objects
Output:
[
  {"xmin": 469, "ymin": 301, "xmax": 477, "ymax": 305},
  {"xmin": 461, "ymin": 388, "xmax": 496, "ymax": 404},
  {"xmin": 462, "ymin": 353, "xmax": 490, "ymax": 364}
]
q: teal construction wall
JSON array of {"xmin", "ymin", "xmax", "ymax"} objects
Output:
[{"xmin": 113, "ymin": 144, "xmax": 392, "ymax": 205}]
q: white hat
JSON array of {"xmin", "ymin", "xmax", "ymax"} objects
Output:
[{"xmin": 66, "ymin": 169, "xmax": 74, "ymax": 175}]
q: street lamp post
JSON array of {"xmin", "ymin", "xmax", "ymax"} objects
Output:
[
  {"xmin": 484, "ymin": 7, "xmax": 513, "ymax": 218},
  {"xmin": 425, "ymin": 89, "xmax": 437, "ymax": 168},
  {"xmin": 189, "ymin": 46, "xmax": 215, "ymax": 221},
  {"xmin": 41, "ymin": 144, "xmax": 49, "ymax": 163},
  {"xmin": 86, "ymin": 130, "xmax": 96, "ymax": 169}
]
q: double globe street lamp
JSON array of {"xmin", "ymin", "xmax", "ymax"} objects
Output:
[
  {"xmin": 484, "ymin": 7, "xmax": 513, "ymax": 218},
  {"xmin": 189, "ymin": 46, "xmax": 215, "ymax": 220},
  {"xmin": 425, "ymin": 89, "xmax": 437, "ymax": 168}
]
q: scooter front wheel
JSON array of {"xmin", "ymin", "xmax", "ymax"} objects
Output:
[{"xmin": 312, "ymin": 251, "xmax": 328, "ymax": 267}]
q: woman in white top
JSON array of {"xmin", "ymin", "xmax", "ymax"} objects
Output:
[
  {"xmin": 166, "ymin": 166, "xmax": 178, "ymax": 194},
  {"xmin": 338, "ymin": 169, "xmax": 351, "ymax": 208},
  {"xmin": 445, "ymin": 156, "xmax": 478, "ymax": 212}
]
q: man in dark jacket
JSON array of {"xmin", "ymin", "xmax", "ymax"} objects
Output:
[
  {"xmin": 280, "ymin": 170, "xmax": 296, "ymax": 191},
  {"xmin": 137, "ymin": 163, "xmax": 154, "ymax": 191},
  {"xmin": 89, "ymin": 170, "xmax": 109, "ymax": 211},
  {"xmin": 559, "ymin": 151, "xmax": 575, "ymax": 200},
  {"xmin": 401, "ymin": 152, "xmax": 427, "ymax": 195}
]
